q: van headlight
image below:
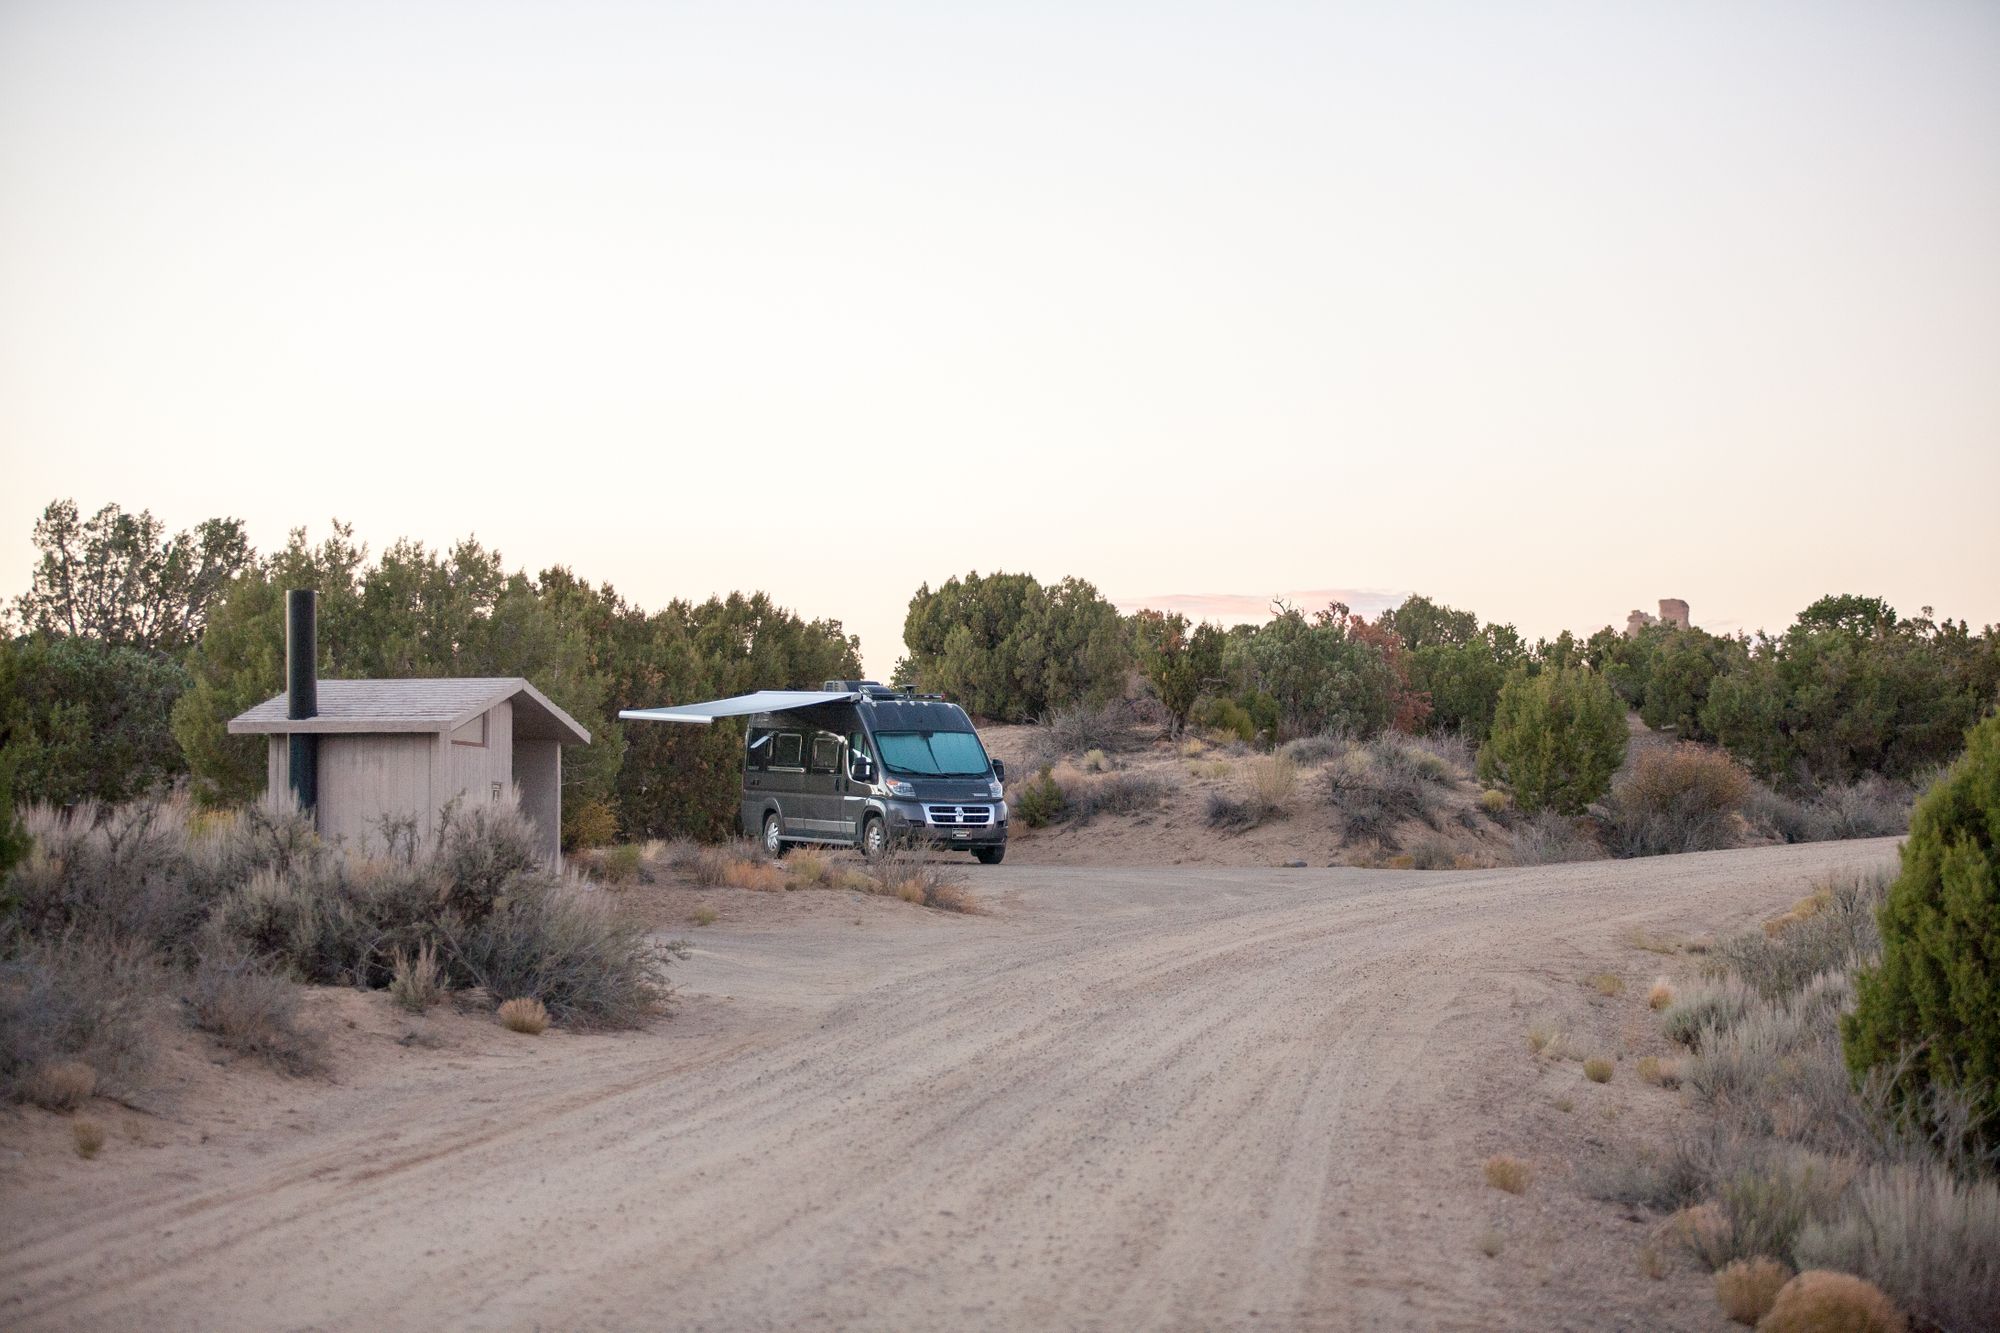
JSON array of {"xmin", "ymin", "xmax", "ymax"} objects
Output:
[
  {"xmin": 885, "ymin": 778, "xmax": 918, "ymax": 798},
  {"xmin": 987, "ymin": 779, "xmax": 1004, "ymax": 798}
]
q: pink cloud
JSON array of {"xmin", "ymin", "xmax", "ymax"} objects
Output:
[{"xmin": 1113, "ymin": 589, "xmax": 1408, "ymax": 624}]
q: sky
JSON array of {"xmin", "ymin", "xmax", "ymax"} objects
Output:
[{"xmin": 3, "ymin": 0, "xmax": 1996, "ymax": 681}]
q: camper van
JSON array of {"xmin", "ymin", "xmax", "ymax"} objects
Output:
[
  {"xmin": 741, "ymin": 682, "xmax": 1007, "ymax": 862},
  {"xmin": 617, "ymin": 680, "xmax": 1007, "ymax": 863}
]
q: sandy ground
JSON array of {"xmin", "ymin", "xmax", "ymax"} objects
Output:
[
  {"xmin": 979, "ymin": 722, "xmax": 1519, "ymax": 868},
  {"xmin": 0, "ymin": 837, "xmax": 1901, "ymax": 1332}
]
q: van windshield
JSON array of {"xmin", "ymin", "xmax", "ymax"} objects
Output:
[{"xmin": 875, "ymin": 730, "xmax": 991, "ymax": 778}]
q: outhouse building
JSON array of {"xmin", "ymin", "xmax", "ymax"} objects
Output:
[{"xmin": 228, "ymin": 677, "xmax": 590, "ymax": 862}]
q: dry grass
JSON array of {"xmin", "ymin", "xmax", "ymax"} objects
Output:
[
  {"xmin": 722, "ymin": 860, "xmax": 789, "ymax": 892},
  {"xmin": 1324, "ymin": 743, "xmax": 1455, "ymax": 850},
  {"xmin": 1068, "ymin": 771, "xmax": 1169, "ymax": 823},
  {"xmin": 185, "ymin": 954, "xmax": 327, "ymax": 1075},
  {"xmin": 1279, "ymin": 733, "xmax": 1351, "ymax": 767},
  {"xmin": 1666, "ymin": 1202, "xmax": 1735, "ymax": 1268},
  {"xmin": 1, "ymin": 939, "xmax": 162, "ymax": 1106},
  {"xmin": 1661, "ymin": 980, "xmax": 1755, "ymax": 1050},
  {"xmin": 595, "ymin": 843, "xmax": 646, "ymax": 885},
  {"xmin": 1477, "ymin": 1227, "xmax": 1505, "ymax": 1257},
  {"xmin": 1603, "ymin": 744, "xmax": 1753, "ymax": 858},
  {"xmin": 1637, "ymin": 1056, "xmax": 1681, "ymax": 1089},
  {"xmin": 1620, "ymin": 926, "xmax": 1681, "ymax": 955},
  {"xmin": 1795, "ymin": 1164, "xmax": 2000, "ymax": 1333},
  {"xmin": 1504, "ymin": 810, "xmax": 1602, "ymax": 865},
  {"xmin": 671, "ymin": 839, "xmax": 767, "ymax": 888},
  {"xmin": 71, "ymin": 1118, "xmax": 106, "ymax": 1159},
  {"xmin": 1715, "ymin": 1257, "xmax": 1792, "ymax": 1325},
  {"xmin": 1527, "ymin": 1022, "xmax": 1574, "ymax": 1059},
  {"xmin": 787, "ymin": 851, "xmax": 830, "ymax": 886},
  {"xmin": 1188, "ymin": 759, "xmax": 1231, "ymax": 780},
  {"xmin": 1591, "ymin": 972, "xmax": 1626, "ymax": 997},
  {"xmin": 1484, "ymin": 1155, "xmax": 1533, "ymax": 1194},
  {"xmin": 20, "ymin": 1060, "xmax": 97, "ymax": 1113},
  {"xmin": 858, "ymin": 854, "xmax": 980, "ymax": 914},
  {"xmin": 1639, "ymin": 1245, "xmax": 1668, "ymax": 1280},
  {"xmin": 1247, "ymin": 754, "xmax": 1299, "ymax": 813},
  {"xmin": 1758, "ymin": 1271, "xmax": 1907, "ymax": 1333},
  {"xmin": 497, "ymin": 997, "xmax": 550, "ymax": 1035},
  {"xmin": 1583, "ymin": 1057, "xmax": 1615, "ymax": 1084},
  {"xmin": 691, "ymin": 905, "xmax": 718, "ymax": 927},
  {"xmin": 1647, "ymin": 977, "xmax": 1675, "ymax": 1010},
  {"xmin": 1081, "ymin": 748, "xmax": 1112, "ymax": 773},
  {"xmin": 389, "ymin": 941, "xmax": 447, "ymax": 1013}
]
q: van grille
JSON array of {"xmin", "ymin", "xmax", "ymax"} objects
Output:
[{"xmin": 924, "ymin": 804, "xmax": 995, "ymax": 827}]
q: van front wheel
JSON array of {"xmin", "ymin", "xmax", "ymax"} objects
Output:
[
  {"xmin": 861, "ymin": 816, "xmax": 888, "ymax": 861},
  {"xmin": 973, "ymin": 846, "xmax": 1005, "ymax": 865},
  {"xmin": 762, "ymin": 812, "xmax": 787, "ymax": 858}
]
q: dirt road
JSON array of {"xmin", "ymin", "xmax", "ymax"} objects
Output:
[{"xmin": 2, "ymin": 839, "xmax": 1899, "ymax": 1331}]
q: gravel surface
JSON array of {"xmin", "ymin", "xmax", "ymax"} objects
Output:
[{"xmin": 0, "ymin": 838, "xmax": 1900, "ymax": 1331}]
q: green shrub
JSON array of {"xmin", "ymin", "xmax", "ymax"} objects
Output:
[
  {"xmin": 901, "ymin": 572, "xmax": 1131, "ymax": 720},
  {"xmin": 1478, "ymin": 666, "xmax": 1626, "ymax": 815},
  {"xmin": 1013, "ymin": 766, "xmax": 1067, "ymax": 828},
  {"xmin": 564, "ymin": 797, "xmax": 619, "ymax": 851},
  {"xmin": 1191, "ymin": 695, "xmax": 1257, "ymax": 744},
  {"xmin": 1132, "ymin": 610, "xmax": 1224, "ymax": 736},
  {"xmin": 1843, "ymin": 713, "xmax": 2000, "ymax": 1146},
  {"xmin": 596, "ymin": 843, "xmax": 646, "ymax": 884},
  {"xmin": 0, "ymin": 634, "xmax": 190, "ymax": 806}
]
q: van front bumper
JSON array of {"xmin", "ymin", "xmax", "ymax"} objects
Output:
[{"xmin": 884, "ymin": 800, "xmax": 1008, "ymax": 848}]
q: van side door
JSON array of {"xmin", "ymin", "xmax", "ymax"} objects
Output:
[
  {"xmin": 766, "ymin": 728, "xmax": 808, "ymax": 836},
  {"xmin": 804, "ymin": 731, "xmax": 846, "ymax": 837},
  {"xmin": 841, "ymin": 728, "xmax": 876, "ymax": 839}
]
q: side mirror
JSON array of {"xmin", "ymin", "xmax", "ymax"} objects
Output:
[
  {"xmin": 853, "ymin": 756, "xmax": 876, "ymax": 783},
  {"xmin": 991, "ymin": 758, "xmax": 1006, "ymax": 783}
]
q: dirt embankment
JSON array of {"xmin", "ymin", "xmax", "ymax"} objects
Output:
[
  {"xmin": 1, "ymin": 837, "xmax": 1899, "ymax": 1331},
  {"xmin": 980, "ymin": 721, "xmax": 1515, "ymax": 868}
]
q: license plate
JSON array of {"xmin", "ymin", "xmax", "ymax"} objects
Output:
[{"xmin": 953, "ymin": 831, "xmax": 969, "ymax": 839}]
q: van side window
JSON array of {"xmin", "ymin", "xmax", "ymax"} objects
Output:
[
  {"xmin": 809, "ymin": 734, "xmax": 840, "ymax": 774},
  {"xmin": 745, "ymin": 729, "xmax": 771, "ymax": 771},
  {"xmin": 847, "ymin": 731, "xmax": 873, "ymax": 780},
  {"xmin": 770, "ymin": 732, "xmax": 804, "ymax": 769}
]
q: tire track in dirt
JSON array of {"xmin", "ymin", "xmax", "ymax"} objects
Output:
[{"xmin": 0, "ymin": 839, "xmax": 1900, "ymax": 1331}]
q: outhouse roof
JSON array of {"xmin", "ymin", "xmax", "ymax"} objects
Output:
[{"xmin": 227, "ymin": 678, "xmax": 590, "ymax": 744}]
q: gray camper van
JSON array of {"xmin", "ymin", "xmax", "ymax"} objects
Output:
[{"xmin": 618, "ymin": 680, "xmax": 1007, "ymax": 863}]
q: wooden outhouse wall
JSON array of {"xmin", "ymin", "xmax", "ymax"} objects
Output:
[
  {"xmin": 265, "ymin": 700, "xmax": 539, "ymax": 855},
  {"xmin": 439, "ymin": 699, "xmax": 513, "ymax": 814},
  {"xmin": 320, "ymin": 734, "xmax": 440, "ymax": 847}
]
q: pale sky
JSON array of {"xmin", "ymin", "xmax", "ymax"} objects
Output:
[{"xmin": 3, "ymin": 1, "xmax": 1996, "ymax": 680}]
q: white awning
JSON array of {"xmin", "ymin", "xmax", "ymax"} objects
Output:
[{"xmin": 617, "ymin": 690, "xmax": 858, "ymax": 726}]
